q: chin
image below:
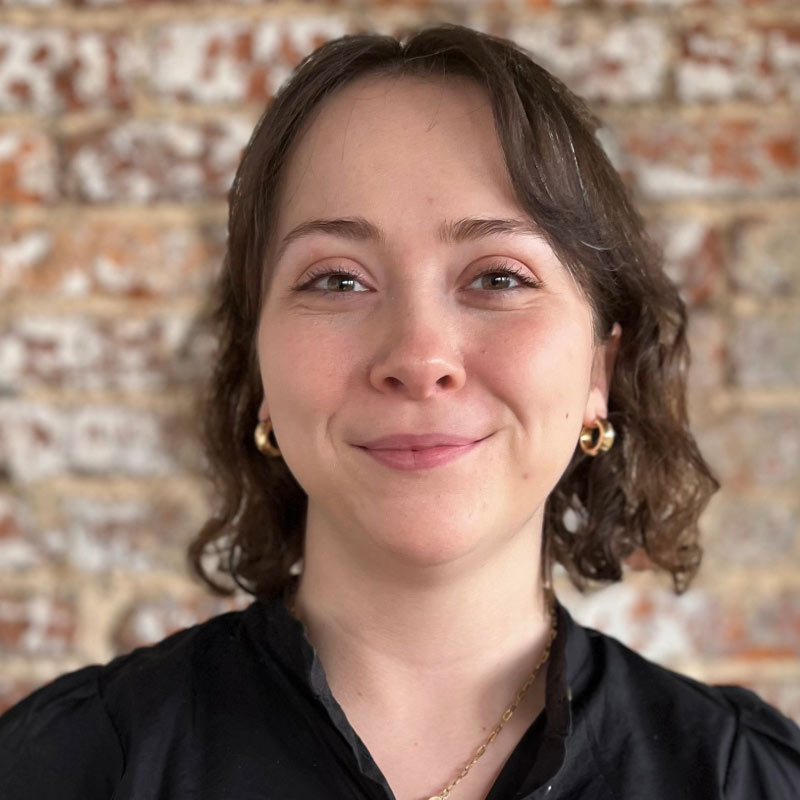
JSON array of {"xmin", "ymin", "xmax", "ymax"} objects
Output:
[{"xmin": 369, "ymin": 520, "xmax": 487, "ymax": 569}]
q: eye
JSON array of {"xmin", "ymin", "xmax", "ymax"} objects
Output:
[
  {"xmin": 292, "ymin": 260, "xmax": 542, "ymax": 296},
  {"xmin": 468, "ymin": 261, "xmax": 542, "ymax": 291},
  {"xmin": 294, "ymin": 266, "xmax": 371, "ymax": 294}
]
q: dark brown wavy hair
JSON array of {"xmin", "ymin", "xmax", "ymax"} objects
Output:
[{"xmin": 187, "ymin": 23, "xmax": 718, "ymax": 601}]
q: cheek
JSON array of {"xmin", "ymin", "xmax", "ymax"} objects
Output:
[
  {"xmin": 258, "ymin": 318, "xmax": 351, "ymax": 416},
  {"xmin": 482, "ymin": 311, "xmax": 594, "ymax": 414}
]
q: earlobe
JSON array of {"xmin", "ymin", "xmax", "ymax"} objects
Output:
[{"xmin": 258, "ymin": 397, "xmax": 270, "ymax": 421}]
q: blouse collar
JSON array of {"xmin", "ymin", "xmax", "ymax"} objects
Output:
[{"xmin": 245, "ymin": 592, "xmax": 591, "ymax": 798}]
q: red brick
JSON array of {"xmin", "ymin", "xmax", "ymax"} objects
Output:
[
  {"xmin": 63, "ymin": 119, "xmax": 252, "ymax": 203},
  {"xmin": 0, "ymin": 491, "xmax": 42, "ymax": 570},
  {"xmin": 730, "ymin": 312, "xmax": 800, "ymax": 388},
  {"xmin": 112, "ymin": 593, "xmax": 253, "ymax": 653},
  {"xmin": 677, "ymin": 20, "xmax": 800, "ymax": 103},
  {"xmin": 697, "ymin": 409, "xmax": 800, "ymax": 488},
  {"xmin": 150, "ymin": 18, "xmax": 350, "ymax": 105},
  {"xmin": 0, "ymin": 129, "xmax": 57, "ymax": 204},
  {"xmin": 729, "ymin": 218, "xmax": 800, "ymax": 298},
  {"xmin": 686, "ymin": 310, "xmax": 726, "ymax": 398},
  {"xmin": 0, "ymin": 401, "xmax": 199, "ymax": 482},
  {"xmin": 0, "ymin": 26, "xmax": 139, "ymax": 113},
  {"xmin": 0, "ymin": 1, "xmax": 62, "ymax": 6},
  {"xmin": 0, "ymin": 592, "xmax": 77, "ymax": 657},
  {"xmin": 714, "ymin": 589, "xmax": 800, "ymax": 660},
  {"xmin": 580, "ymin": 0, "xmax": 795, "ymax": 7},
  {"xmin": 610, "ymin": 116, "xmax": 800, "ymax": 199},
  {"xmin": 74, "ymin": 0, "xmax": 265, "ymax": 5},
  {"xmin": 147, "ymin": 16, "xmax": 671, "ymax": 106},
  {"xmin": 0, "ymin": 0, "xmax": 789, "ymax": 8},
  {"xmin": 0, "ymin": 220, "xmax": 225, "ymax": 301},
  {"xmin": 0, "ymin": 227, "xmax": 50, "ymax": 298},
  {"xmin": 556, "ymin": 580, "xmax": 716, "ymax": 664},
  {"xmin": 0, "ymin": 312, "xmax": 213, "ymax": 391},
  {"xmin": 650, "ymin": 216, "xmax": 726, "ymax": 307},
  {"xmin": 559, "ymin": 581, "xmax": 800, "ymax": 666},
  {"xmin": 406, "ymin": 0, "xmax": 793, "ymax": 8},
  {"xmin": 508, "ymin": 17, "xmax": 669, "ymax": 103},
  {"xmin": 42, "ymin": 487, "xmax": 209, "ymax": 573},
  {"xmin": 701, "ymin": 489, "xmax": 799, "ymax": 566}
]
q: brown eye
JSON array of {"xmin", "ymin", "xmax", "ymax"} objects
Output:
[
  {"xmin": 469, "ymin": 263, "xmax": 541, "ymax": 291},
  {"xmin": 479, "ymin": 273, "xmax": 517, "ymax": 290},
  {"xmin": 321, "ymin": 275, "xmax": 359, "ymax": 292},
  {"xmin": 295, "ymin": 267, "xmax": 371, "ymax": 294}
]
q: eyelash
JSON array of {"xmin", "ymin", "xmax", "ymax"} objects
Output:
[{"xmin": 294, "ymin": 261, "xmax": 542, "ymax": 296}]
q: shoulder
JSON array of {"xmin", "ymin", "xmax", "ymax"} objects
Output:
[
  {"xmin": 0, "ymin": 607, "xmax": 252, "ymax": 800},
  {"xmin": 582, "ymin": 622, "xmax": 798, "ymax": 732},
  {"xmin": 715, "ymin": 684, "xmax": 800, "ymax": 799},
  {"xmin": 90, "ymin": 606, "xmax": 255, "ymax": 735},
  {"xmin": 574, "ymin": 622, "xmax": 800, "ymax": 798},
  {"xmin": 100, "ymin": 606, "xmax": 250, "ymax": 693},
  {"xmin": 0, "ymin": 663, "xmax": 122, "ymax": 799}
]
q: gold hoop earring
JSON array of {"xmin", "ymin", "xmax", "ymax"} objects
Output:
[
  {"xmin": 579, "ymin": 418, "xmax": 615, "ymax": 456},
  {"xmin": 254, "ymin": 419, "xmax": 282, "ymax": 457}
]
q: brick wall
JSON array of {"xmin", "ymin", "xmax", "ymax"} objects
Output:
[{"xmin": 1, "ymin": 0, "xmax": 799, "ymax": 724}]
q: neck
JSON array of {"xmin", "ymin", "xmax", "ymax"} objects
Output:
[{"xmin": 291, "ymin": 508, "xmax": 553, "ymax": 698}]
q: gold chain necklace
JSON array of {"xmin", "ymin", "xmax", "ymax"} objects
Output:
[{"xmin": 285, "ymin": 583, "xmax": 557, "ymax": 800}]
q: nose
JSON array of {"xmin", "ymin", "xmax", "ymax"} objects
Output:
[{"xmin": 368, "ymin": 301, "xmax": 467, "ymax": 400}]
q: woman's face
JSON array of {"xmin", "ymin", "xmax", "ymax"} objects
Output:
[{"xmin": 257, "ymin": 75, "xmax": 617, "ymax": 569}]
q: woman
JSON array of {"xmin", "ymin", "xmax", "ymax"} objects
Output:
[{"xmin": 1, "ymin": 23, "xmax": 798, "ymax": 800}]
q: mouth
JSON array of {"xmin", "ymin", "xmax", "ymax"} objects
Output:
[
  {"xmin": 358, "ymin": 432, "xmax": 485, "ymax": 450},
  {"xmin": 355, "ymin": 435, "xmax": 488, "ymax": 471}
]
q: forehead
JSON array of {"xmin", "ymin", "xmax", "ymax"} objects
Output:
[{"xmin": 272, "ymin": 74, "xmax": 523, "ymax": 243}]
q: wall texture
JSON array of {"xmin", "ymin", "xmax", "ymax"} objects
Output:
[{"xmin": 0, "ymin": 0, "xmax": 798, "ymax": 724}]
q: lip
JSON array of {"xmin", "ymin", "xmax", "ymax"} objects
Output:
[
  {"xmin": 354, "ymin": 433, "xmax": 488, "ymax": 471},
  {"xmin": 358, "ymin": 433, "xmax": 483, "ymax": 449}
]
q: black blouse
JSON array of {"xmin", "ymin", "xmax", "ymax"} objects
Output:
[{"xmin": 1, "ymin": 595, "xmax": 799, "ymax": 799}]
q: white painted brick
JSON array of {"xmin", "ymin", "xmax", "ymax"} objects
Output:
[
  {"xmin": 510, "ymin": 17, "xmax": 669, "ymax": 102},
  {"xmin": 0, "ymin": 27, "xmax": 139, "ymax": 113},
  {"xmin": 556, "ymin": 579, "xmax": 713, "ymax": 663},
  {"xmin": 0, "ymin": 401, "xmax": 181, "ymax": 482},
  {"xmin": 151, "ymin": 17, "xmax": 350, "ymax": 104}
]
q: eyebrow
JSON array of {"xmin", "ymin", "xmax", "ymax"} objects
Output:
[{"xmin": 272, "ymin": 215, "xmax": 547, "ymax": 264}]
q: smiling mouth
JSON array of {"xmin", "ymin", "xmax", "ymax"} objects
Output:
[
  {"xmin": 358, "ymin": 432, "xmax": 486, "ymax": 449},
  {"xmin": 356, "ymin": 438, "xmax": 485, "ymax": 471}
]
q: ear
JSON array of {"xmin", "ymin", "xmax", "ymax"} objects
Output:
[
  {"xmin": 583, "ymin": 322, "xmax": 621, "ymax": 425},
  {"xmin": 258, "ymin": 396, "xmax": 270, "ymax": 421}
]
